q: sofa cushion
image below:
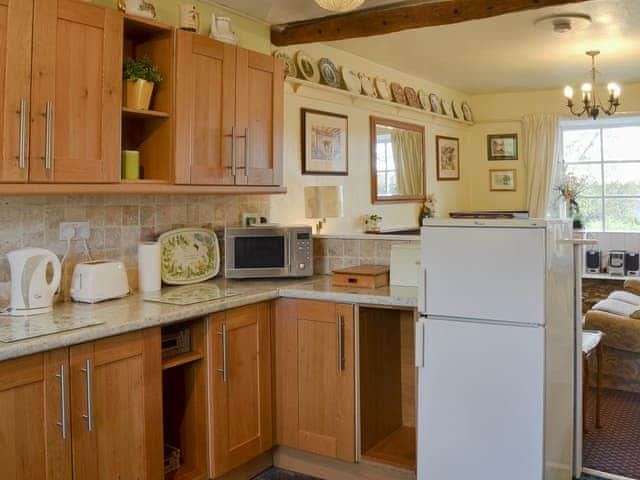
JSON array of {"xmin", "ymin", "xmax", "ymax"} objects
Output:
[{"xmin": 585, "ymin": 310, "xmax": 640, "ymax": 354}]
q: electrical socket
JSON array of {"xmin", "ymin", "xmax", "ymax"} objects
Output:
[{"xmin": 59, "ymin": 222, "xmax": 90, "ymax": 241}]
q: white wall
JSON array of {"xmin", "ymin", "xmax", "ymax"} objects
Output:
[{"xmin": 270, "ymin": 44, "xmax": 472, "ymax": 234}]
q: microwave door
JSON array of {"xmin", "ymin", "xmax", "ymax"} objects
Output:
[{"xmin": 226, "ymin": 234, "xmax": 289, "ymax": 278}]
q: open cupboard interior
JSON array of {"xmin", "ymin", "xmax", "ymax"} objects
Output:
[{"xmin": 359, "ymin": 306, "xmax": 417, "ymax": 470}]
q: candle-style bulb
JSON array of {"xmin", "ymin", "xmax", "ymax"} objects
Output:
[{"xmin": 564, "ymin": 85, "xmax": 574, "ymax": 99}]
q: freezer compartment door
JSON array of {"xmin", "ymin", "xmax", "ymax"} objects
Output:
[
  {"xmin": 422, "ymin": 226, "xmax": 545, "ymax": 324},
  {"xmin": 417, "ymin": 317, "xmax": 544, "ymax": 480}
]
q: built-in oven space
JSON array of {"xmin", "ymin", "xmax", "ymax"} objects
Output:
[{"xmin": 359, "ymin": 306, "xmax": 417, "ymax": 470}]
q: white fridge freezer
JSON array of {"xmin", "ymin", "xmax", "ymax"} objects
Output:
[{"xmin": 416, "ymin": 219, "xmax": 575, "ymax": 480}]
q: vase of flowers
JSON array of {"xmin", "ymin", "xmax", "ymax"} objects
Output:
[
  {"xmin": 556, "ymin": 174, "xmax": 585, "ymax": 223},
  {"xmin": 364, "ymin": 214, "xmax": 382, "ymax": 233},
  {"xmin": 419, "ymin": 194, "xmax": 437, "ymax": 226}
]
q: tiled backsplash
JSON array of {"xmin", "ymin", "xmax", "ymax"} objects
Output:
[
  {"xmin": 0, "ymin": 195, "xmax": 270, "ymax": 297},
  {"xmin": 313, "ymin": 237, "xmax": 420, "ymax": 274}
]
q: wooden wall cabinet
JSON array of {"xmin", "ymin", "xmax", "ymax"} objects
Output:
[
  {"xmin": 0, "ymin": 328, "xmax": 162, "ymax": 480},
  {"xmin": 175, "ymin": 30, "xmax": 283, "ymax": 187},
  {"xmin": 274, "ymin": 299, "xmax": 356, "ymax": 462},
  {"xmin": 0, "ymin": 0, "xmax": 122, "ymax": 185},
  {"xmin": 209, "ymin": 303, "xmax": 273, "ymax": 478}
]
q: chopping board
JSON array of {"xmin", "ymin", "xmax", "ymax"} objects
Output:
[{"xmin": 332, "ymin": 265, "xmax": 390, "ymax": 289}]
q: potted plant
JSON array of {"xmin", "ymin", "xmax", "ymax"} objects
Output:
[
  {"xmin": 419, "ymin": 194, "xmax": 437, "ymax": 225},
  {"xmin": 123, "ymin": 56, "xmax": 163, "ymax": 110},
  {"xmin": 364, "ymin": 214, "xmax": 383, "ymax": 233}
]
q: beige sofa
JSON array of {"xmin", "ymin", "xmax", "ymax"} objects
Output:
[{"xmin": 584, "ymin": 279, "xmax": 640, "ymax": 393}]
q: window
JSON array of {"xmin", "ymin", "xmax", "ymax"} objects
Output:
[
  {"xmin": 376, "ymin": 133, "xmax": 398, "ymax": 196},
  {"xmin": 561, "ymin": 118, "xmax": 640, "ymax": 232}
]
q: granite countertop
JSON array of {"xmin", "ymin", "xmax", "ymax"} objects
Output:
[{"xmin": 0, "ymin": 276, "xmax": 417, "ymax": 362}]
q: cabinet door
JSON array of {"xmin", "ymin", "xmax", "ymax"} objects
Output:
[
  {"xmin": 30, "ymin": 0, "xmax": 122, "ymax": 183},
  {"xmin": 0, "ymin": 0, "xmax": 33, "ymax": 182},
  {"xmin": 235, "ymin": 49, "xmax": 283, "ymax": 186},
  {"xmin": 70, "ymin": 329, "xmax": 163, "ymax": 480},
  {"xmin": 0, "ymin": 349, "xmax": 72, "ymax": 480},
  {"xmin": 274, "ymin": 299, "xmax": 355, "ymax": 462},
  {"xmin": 210, "ymin": 303, "xmax": 273, "ymax": 478},
  {"xmin": 175, "ymin": 30, "xmax": 236, "ymax": 185}
]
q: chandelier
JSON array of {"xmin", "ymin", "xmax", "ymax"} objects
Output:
[
  {"xmin": 314, "ymin": 0, "xmax": 365, "ymax": 12},
  {"xmin": 563, "ymin": 50, "xmax": 621, "ymax": 120}
]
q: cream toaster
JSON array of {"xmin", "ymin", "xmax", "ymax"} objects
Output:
[{"xmin": 70, "ymin": 260, "xmax": 130, "ymax": 303}]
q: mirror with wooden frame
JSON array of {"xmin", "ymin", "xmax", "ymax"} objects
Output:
[{"xmin": 370, "ymin": 117, "xmax": 426, "ymax": 204}]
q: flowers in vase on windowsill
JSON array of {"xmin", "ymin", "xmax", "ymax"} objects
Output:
[
  {"xmin": 555, "ymin": 174, "xmax": 585, "ymax": 228},
  {"xmin": 419, "ymin": 194, "xmax": 437, "ymax": 225},
  {"xmin": 364, "ymin": 214, "xmax": 383, "ymax": 233}
]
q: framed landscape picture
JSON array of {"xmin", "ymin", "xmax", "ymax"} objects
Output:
[
  {"xmin": 487, "ymin": 133, "xmax": 518, "ymax": 160},
  {"xmin": 301, "ymin": 109, "xmax": 348, "ymax": 175},
  {"xmin": 489, "ymin": 169, "xmax": 517, "ymax": 191},
  {"xmin": 436, "ymin": 135, "xmax": 460, "ymax": 181}
]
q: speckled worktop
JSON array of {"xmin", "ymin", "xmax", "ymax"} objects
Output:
[{"xmin": 0, "ymin": 275, "xmax": 417, "ymax": 362}]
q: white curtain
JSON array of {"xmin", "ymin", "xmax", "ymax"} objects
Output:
[
  {"xmin": 521, "ymin": 114, "xmax": 561, "ymax": 218},
  {"xmin": 392, "ymin": 129, "xmax": 422, "ymax": 196}
]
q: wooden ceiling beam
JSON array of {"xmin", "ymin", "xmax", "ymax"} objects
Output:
[{"xmin": 271, "ymin": 0, "xmax": 590, "ymax": 46}]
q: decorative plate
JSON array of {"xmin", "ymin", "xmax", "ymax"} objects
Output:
[
  {"xmin": 462, "ymin": 101, "xmax": 474, "ymax": 122},
  {"xmin": 319, "ymin": 58, "xmax": 340, "ymax": 88},
  {"xmin": 359, "ymin": 73, "xmax": 377, "ymax": 97},
  {"xmin": 295, "ymin": 51, "xmax": 320, "ymax": 83},
  {"xmin": 429, "ymin": 93, "xmax": 442, "ymax": 113},
  {"xmin": 159, "ymin": 228, "xmax": 220, "ymax": 285},
  {"xmin": 341, "ymin": 66, "xmax": 362, "ymax": 94},
  {"xmin": 452, "ymin": 100, "xmax": 463, "ymax": 119},
  {"xmin": 274, "ymin": 50, "xmax": 297, "ymax": 78},
  {"xmin": 375, "ymin": 77, "xmax": 392, "ymax": 101},
  {"xmin": 390, "ymin": 82, "xmax": 407, "ymax": 104},
  {"xmin": 418, "ymin": 89, "xmax": 430, "ymax": 110},
  {"xmin": 441, "ymin": 98, "xmax": 454, "ymax": 117},
  {"xmin": 405, "ymin": 87, "xmax": 420, "ymax": 108}
]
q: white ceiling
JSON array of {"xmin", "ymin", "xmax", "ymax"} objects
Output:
[{"xmin": 217, "ymin": 0, "xmax": 640, "ymax": 94}]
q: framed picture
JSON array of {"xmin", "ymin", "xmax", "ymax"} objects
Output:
[
  {"xmin": 302, "ymin": 109, "xmax": 348, "ymax": 175},
  {"xmin": 489, "ymin": 169, "xmax": 517, "ymax": 191},
  {"xmin": 487, "ymin": 133, "xmax": 518, "ymax": 160},
  {"xmin": 436, "ymin": 135, "xmax": 460, "ymax": 181}
]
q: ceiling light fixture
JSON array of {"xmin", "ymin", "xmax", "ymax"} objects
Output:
[
  {"xmin": 564, "ymin": 51, "xmax": 621, "ymax": 120},
  {"xmin": 314, "ymin": 0, "xmax": 366, "ymax": 13}
]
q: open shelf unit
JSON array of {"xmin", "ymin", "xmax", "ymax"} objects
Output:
[
  {"xmin": 122, "ymin": 15, "xmax": 175, "ymax": 183},
  {"xmin": 162, "ymin": 318, "xmax": 208, "ymax": 480},
  {"xmin": 359, "ymin": 306, "xmax": 417, "ymax": 470},
  {"xmin": 286, "ymin": 77, "xmax": 474, "ymax": 126}
]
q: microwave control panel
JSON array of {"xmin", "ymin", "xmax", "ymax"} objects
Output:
[{"xmin": 292, "ymin": 230, "xmax": 313, "ymax": 276}]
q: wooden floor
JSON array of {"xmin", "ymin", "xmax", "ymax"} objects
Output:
[{"xmin": 362, "ymin": 426, "xmax": 416, "ymax": 470}]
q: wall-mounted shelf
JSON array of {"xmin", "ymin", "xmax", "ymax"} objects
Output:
[
  {"xmin": 122, "ymin": 107, "xmax": 170, "ymax": 119},
  {"xmin": 286, "ymin": 77, "xmax": 474, "ymax": 126}
]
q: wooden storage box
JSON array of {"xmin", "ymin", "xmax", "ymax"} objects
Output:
[{"xmin": 332, "ymin": 265, "xmax": 390, "ymax": 289}]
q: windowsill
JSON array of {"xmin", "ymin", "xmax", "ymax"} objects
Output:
[{"xmin": 583, "ymin": 272, "xmax": 636, "ymax": 281}]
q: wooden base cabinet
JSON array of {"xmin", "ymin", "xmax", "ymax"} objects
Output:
[
  {"xmin": 0, "ymin": 328, "xmax": 162, "ymax": 480},
  {"xmin": 274, "ymin": 299, "xmax": 356, "ymax": 463},
  {"xmin": 209, "ymin": 303, "xmax": 273, "ymax": 478}
]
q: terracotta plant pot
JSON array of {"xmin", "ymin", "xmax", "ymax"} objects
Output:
[{"xmin": 124, "ymin": 79, "xmax": 155, "ymax": 110}]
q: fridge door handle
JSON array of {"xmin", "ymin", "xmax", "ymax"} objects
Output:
[
  {"xmin": 417, "ymin": 266, "xmax": 427, "ymax": 313},
  {"xmin": 415, "ymin": 318, "xmax": 426, "ymax": 368}
]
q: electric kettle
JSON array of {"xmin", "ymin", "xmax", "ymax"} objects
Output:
[{"xmin": 6, "ymin": 248, "xmax": 61, "ymax": 316}]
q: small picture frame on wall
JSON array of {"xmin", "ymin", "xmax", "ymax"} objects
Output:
[
  {"xmin": 487, "ymin": 133, "xmax": 518, "ymax": 161},
  {"xmin": 301, "ymin": 108, "xmax": 349, "ymax": 175},
  {"xmin": 489, "ymin": 169, "xmax": 517, "ymax": 191},
  {"xmin": 436, "ymin": 135, "xmax": 460, "ymax": 181}
]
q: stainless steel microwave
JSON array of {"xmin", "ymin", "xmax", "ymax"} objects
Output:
[{"xmin": 224, "ymin": 226, "xmax": 313, "ymax": 279}]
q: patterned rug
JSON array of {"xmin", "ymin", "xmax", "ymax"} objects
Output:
[{"xmin": 583, "ymin": 388, "xmax": 640, "ymax": 479}]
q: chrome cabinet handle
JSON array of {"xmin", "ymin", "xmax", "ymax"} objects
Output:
[
  {"xmin": 43, "ymin": 101, "xmax": 53, "ymax": 170},
  {"xmin": 17, "ymin": 98, "xmax": 27, "ymax": 169},
  {"xmin": 244, "ymin": 127, "xmax": 250, "ymax": 169},
  {"xmin": 55, "ymin": 364, "xmax": 67, "ymax": 440},
  {"xmin": 217, "ymin": 325, "xmax": 228, "ymax": 382},
  {"xmin": 231, "ymin": 127, "xmax": 237, "ymax": 178},
  {"xmin": 337, "ymin": 314, "xmax": 345, "ymax": 372},
  {"xmin": 80, "ymin": 359, "xmax": 93, "ymax": 432}
]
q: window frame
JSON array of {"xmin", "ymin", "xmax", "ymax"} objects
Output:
[{"xmin": 560, "ymin": 116, "xmax": 640, "ymax": 232}]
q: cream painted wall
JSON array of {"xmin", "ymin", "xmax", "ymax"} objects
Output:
[
  {"xmin": 269, "ymin": 44, "xmax": 472, "ymax": 234},
  {"xmin": 466, "ymin": 81, "xmax": 640, "ymax": 212},
  {"xmin": 92, "ymin": 0, "xmax": 271, "ymax": 53}
]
